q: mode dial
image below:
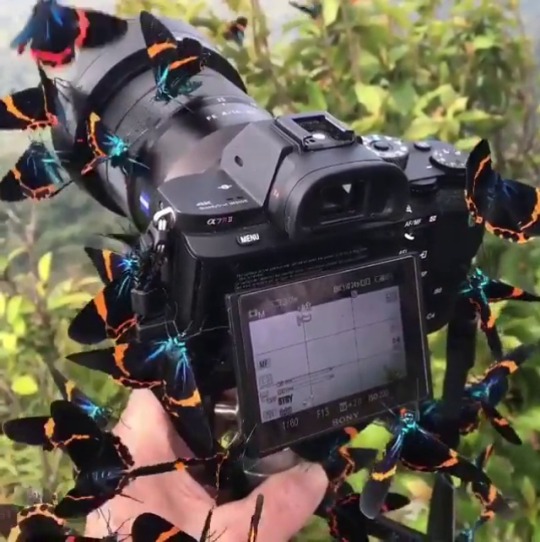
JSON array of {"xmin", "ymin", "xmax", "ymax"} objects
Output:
[
  {"xmin": 363, "ymin": 134, "xmax": 410, "ymax": 169},
  {"xmin": 429, "ymin": 142, "xmax": 467, "ymax": 172}
]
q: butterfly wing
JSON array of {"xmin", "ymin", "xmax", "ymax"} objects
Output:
[
  {"xmin": 24, "ymin": 2, "xmax": 78, "ymax": 66},
  {"xmin": 465, "ymin": 139, "xmax": 495, "ymax": 226},
  {"xmin": 84, "ymin": 247, "xmax": 131, "ymax": 285},
  {"xmin": 68, "ymin": 279, "xmax": 137, "ymax": 345},
  {"xmin": 13, "ymin": 504, "xmax": 66, "ymax": 539},
  {"xmin": 479, "ymin": 343, "xmax": 535, "ymax": 404},
  {"xmin": 480, "ymin": 403, "xmax": 521, "ymax": 445},
  {"xmin": 0, "ymin": 142, "xmax": 64, "ymax": 201},
  {"xmin": 73, "ymin": 9, "xmax": 127, "ymax": 50},
  {"xmin": 140, "ymin": 11, "xmax": 181, "ymax": 83},
  {"xmin": 81, "ymin": 112, "xmax": 115, "ymax": 175},
  {"xmin": 47, "ymin": 400, "xmax": 108, "ymax": 471},
  {"xmin": 161, "ymin": 352, "xmax": 215, "ymax": 454},
  {"xmin": 401, "ymin": 429, "xmax": 490, "ymax": 487},
  {"xmin": 2, "ymin": 416, "xmax": 53, "ymax": 450},
  {"xmin": 0, "ymin": 87, "xmax": 49, "ymax": 130},
  {"xmin": 466, "ymin": 139, "xmax": 540, "ymax": 243},
  {"xmin": 54, "ymin": 486, "xmax": 110, "ymax": 520},
  {"xmin": 66, "ymin": 342, "xmax": 164, "ymax": 391},
  {"xmin": 360, "ymin": 433, "xmax": 403, "ymax": 519},
  {"xmin": 131, "ymin": 513, "xmax": 196, "ymax": 542},
  {"xmin": 484, "ymin": 278, "xmax": 540, "ymax": 303},
  {"xmin": 47, "ymin": 365, "xmax": 110, "ymax": 429}
]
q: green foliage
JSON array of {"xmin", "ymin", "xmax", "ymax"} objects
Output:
[
  {"xmin": 0, "ymin": 247, "xmax": 126, "ymax": 502},
  {"xmin": 0, "ymin": 0, "xmax": 539, "ymax": 540}
]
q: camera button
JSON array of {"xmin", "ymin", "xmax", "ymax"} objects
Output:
[
  {"xmin": 410, "ymin": 178, "xmax": 438, "ymax": 194},
  {"xmin": 414, "ymin": 141, "xmax": 432, "ymax": 151},
  {"xmin": 236, "ymin": 232, "xmax": 261, "ymax": 246}
]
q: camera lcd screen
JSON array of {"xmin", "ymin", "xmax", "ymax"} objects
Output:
[{"xmin": 227, "ymin": 254, "xmax": 430, "ymax": 455}]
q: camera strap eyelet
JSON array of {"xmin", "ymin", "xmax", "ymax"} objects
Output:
[{"xmin": 149, "ymin": 206, "xmax": 176, "ymax": 254}]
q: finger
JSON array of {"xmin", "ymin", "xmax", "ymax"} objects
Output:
[
  {"xmin": 85, "ymin": 389, "xmax": 213, "ymax": 539},
  {"xmin": 207, "ymin": 462, "xmax": 328, "ymax": 542}
]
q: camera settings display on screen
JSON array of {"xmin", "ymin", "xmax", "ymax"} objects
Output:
[
  {"xmin": 228, "ymin": 254, "xmax": 430, "ymax": 455},
  {"xmin": 249, "ymin": 283, "xmax": 406, "ymax": 423}
]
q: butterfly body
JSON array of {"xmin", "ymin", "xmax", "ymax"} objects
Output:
[
  {"xmin": 418, "ymin": 398, "xmax": 479, "ymax": 448},
  {"xmin": 12, "ymin": 0, "xmax": 127, "ymax": 67},
  {"xmin": 460, "ymin": 267, "xmax": 540, "ymax": 358},
  {"xmin": 81, "ymin": 112, "xmax": 143, "ymax": 176}
]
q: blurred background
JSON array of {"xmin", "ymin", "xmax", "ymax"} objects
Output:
[{"xmin": 2, "ymin": 0, "xmax": 540, "ymax": 540}]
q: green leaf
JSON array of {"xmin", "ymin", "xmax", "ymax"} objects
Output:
[
  {"xmin": 521, "ymin": 476, "xmax": 536, "ymax": 508},
  {"xmin": 11, "ymin": 316, "xmax": 26, "ymax": 338},
  {"xmin": 447, "ymin": 96, "xmax": 469, "ymax": 116},
  {"xmin": 457, "ymin": 109, "xmax": 495, "ymax": 122},
  {"xmin": 388, "ymin": 80, "xmax": 417, "ymax": 114},
  {"xmin": 6, "ymin": 296, "xmax": 23, "ymax": 326},
  {"xmin": 0, "ymin": 293, "xmax": 6, "ymax": 318},
  {"xmin": 38, "ymin": 252, "xmax": 53, "ymax": 284},
  {"xmin": 0, "ymin": 332, "xmax": 17, "ymax": 353},
  {"xmin": 11, "ymin": 375, "xmax": 38, "ymax": 396},
  {"xmin": 305, "ymin": 81, "xmax": 327, "ymax": 110},
  {"xmin": 472, "ymin": 35, "xmax": 497, "ymax": 50},
  {"xmin": 322, "ymin": 0, "xmax": 340, "ymax": 26},
  {"xmin": 403, "ymin": 117, "xmax": 441, "ymax": 140},
  {"xmin": 354, "ymin": 83, "xmax": 385, "ymax": 115}
]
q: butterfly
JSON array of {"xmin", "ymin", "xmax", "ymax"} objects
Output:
[
  {"xmin": 463, "ymin": 343, "xmax": 536, "ymax": 445},
  {"xmin": 67, "ymin": 334, "xmax": 217, "ymax": 460},
  {"xmin": 293, "ymin": 424, "xmax": 375, "ymax": 493},
  {"xmin": 456, "ymin": 444, "xmax": 513, "ymax": 542},
  {"xmin": 316, "ymin": 485, "xmax": 410, "ymax": 542},
  {"xmin": 0, "ymin": 65, "xmax": 63, "ymax": 130},
  {"xmin": 68, "ymin": 243, "xmax": 163, "ymax": 345},
  {"xmin": 459, "ymin": 267, "xmax": 540, "ymax": 359},
  {"xmin": 465, "ymin": 138, "xmax": 540, "ymax": 243},
  {"xmin": 12, "ymin": 0, "xmax": 127, "ymax": 67},
  {"xmin": 0, "ymin": 141, "xmax": 69, "ymax": 201},
  {"xmin": 223, "ymin": 17, "xmax": 248, "ymax": 47},
  {"xmin": 46, "ymin": 363, "xmax": 113, "ymax": 429},
  {"xmin": 131, "ymin": 495, "xmax": 264, "ymax": 541},
  {"xmin": 360, "ymin": 408, "xmax": 491, "ymax": 519},
  {"xmin": 140, "ymin": 11, "xmax": 207, "ymax": 103},
  {"xmin": 80, "ymin": 112, "xmax": 147, "ymax": 176}
]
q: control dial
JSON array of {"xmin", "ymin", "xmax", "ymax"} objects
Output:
[
  {"xmin": 363, "ymin": 134, "xmax": 410, "ymax": 169},
  {"xmin": 429, "ymin": 142, "xmax": 467, "ymax": 172}
]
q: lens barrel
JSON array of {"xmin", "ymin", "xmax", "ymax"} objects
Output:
[{"xmin": 52, "ymin": 16, "xmax": 271, "ymax": 224}]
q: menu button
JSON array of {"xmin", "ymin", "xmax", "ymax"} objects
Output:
[{"xmin": 237, "ymin": 232, "xmax": 261, "ymax": 246}]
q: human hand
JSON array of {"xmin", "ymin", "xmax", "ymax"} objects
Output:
[{"xmin": 85, "ymin": 389, "xmax": 329, "ymax": 541}]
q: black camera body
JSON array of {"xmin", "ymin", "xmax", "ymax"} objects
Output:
[{"xmin": 52, "ymin": 16, "xmax": 483, "ymax": 456}]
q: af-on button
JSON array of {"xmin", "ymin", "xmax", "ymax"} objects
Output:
[{"xmin": 236, "ymin": 232, "xmax": 261, "ymax": 246}]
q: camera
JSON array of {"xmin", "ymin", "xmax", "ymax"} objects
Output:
[{"xmin": 52, "ymin": 16, "xmax": 483, "ymax": 457}]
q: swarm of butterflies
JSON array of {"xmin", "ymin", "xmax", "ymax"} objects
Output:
[{"xmin": 0, "ymin": 1, "xmax": 540, "ymax": 542}]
